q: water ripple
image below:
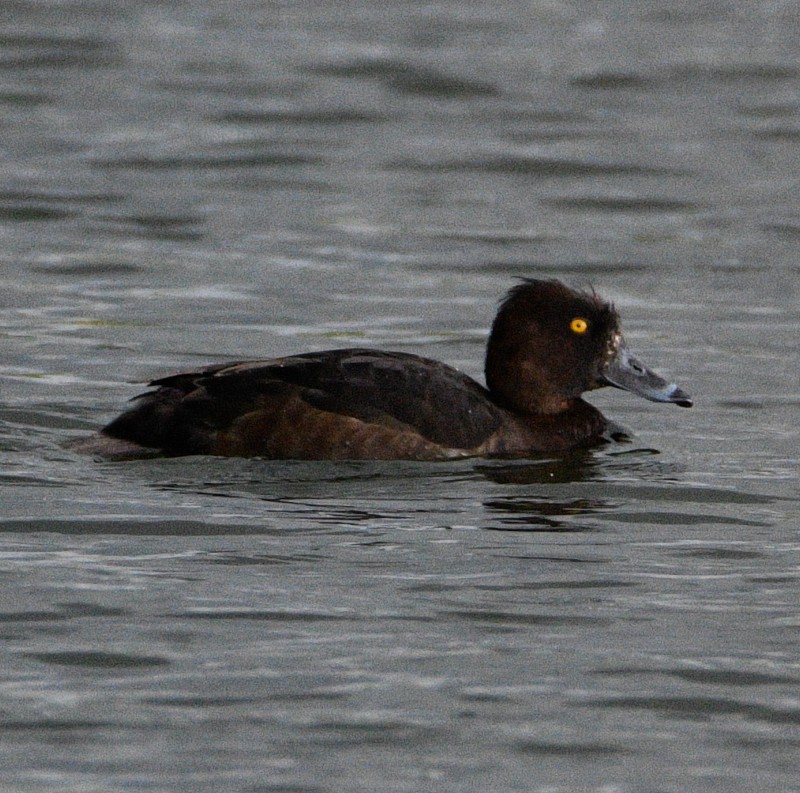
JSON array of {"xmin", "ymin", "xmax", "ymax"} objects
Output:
[{"xmin": 307, "ymin": 59, "xmax": 500, "ymax": 98}]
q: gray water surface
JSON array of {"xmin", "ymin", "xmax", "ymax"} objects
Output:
[{"xmin": 1, "ymin": 2, "xmax": 799, "ymax": 792}]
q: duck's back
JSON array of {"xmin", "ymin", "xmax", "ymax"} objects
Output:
[{"xmin": 95, "ymin": 349, "xmax": 508, "ymax": 459}]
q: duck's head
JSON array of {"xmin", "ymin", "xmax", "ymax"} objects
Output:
[{"xmin": 485, "ymin": 279, "xmax": 692, "ymax": 415}]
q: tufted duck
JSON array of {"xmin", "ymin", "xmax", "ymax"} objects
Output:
[{"xmin": 73, "ymin": 279, "xmax": 691, "ymax": 460}]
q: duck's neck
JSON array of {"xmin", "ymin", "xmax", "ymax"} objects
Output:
[
  {"xmin": 483, "ymin": 399, "xmax": 609, "ymax": 455},
  {"xmin": 485, "ymin": 336, "xmax": 559, "ymax": 415}
]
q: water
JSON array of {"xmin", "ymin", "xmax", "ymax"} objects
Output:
[{"xmin": 1, "ymin": 1, "xmax": 799, "ymax": 791}]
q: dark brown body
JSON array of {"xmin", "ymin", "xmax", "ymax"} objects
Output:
[
  {"xmin": 73, "ymin": 280, "xmax": 690, "ymax": 461},
  {"xmin": 83, "ymin": 350, "xmax": 608, "ymax": 460}
]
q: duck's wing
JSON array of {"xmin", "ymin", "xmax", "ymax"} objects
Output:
[{"xmin": 99, "ymin": 349, "xmax": 506, "ymax": 458}]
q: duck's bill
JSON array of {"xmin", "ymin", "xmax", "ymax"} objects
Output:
[{"xmin": 601, "ymin": 342, "xmax": 693, "ymax": 407}]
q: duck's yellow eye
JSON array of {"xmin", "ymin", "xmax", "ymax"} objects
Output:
[{"xmin": 570, "ymin": 317, "xmax": 589, "ymax": 334}]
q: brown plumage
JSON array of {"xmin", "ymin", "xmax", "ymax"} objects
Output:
[{"xmin": 71, "ymin": 279, "xmax": 691, "ymax": 460}]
